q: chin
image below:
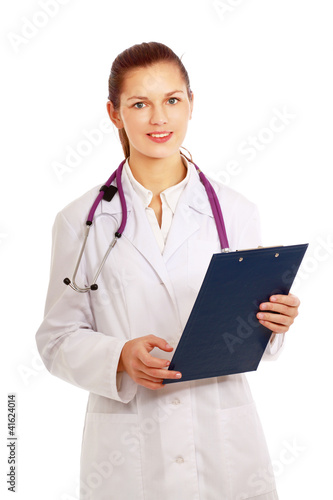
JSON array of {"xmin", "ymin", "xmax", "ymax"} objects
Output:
[{"xmin": 133, "ymin": 144, "xmax": 181, "ymax": 161}]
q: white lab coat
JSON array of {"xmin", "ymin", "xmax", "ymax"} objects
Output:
[{"xmin": 36, "ymin": 162, "xmax": 284, "ymax": 500}]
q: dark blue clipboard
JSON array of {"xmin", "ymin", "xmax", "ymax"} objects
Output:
[{"xmin": 164, "ymin": 243, "xmax": 308, "ymax": 384}]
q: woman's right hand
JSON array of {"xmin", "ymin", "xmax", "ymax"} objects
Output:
[{"xmin": 118, "ymin": 335, "xmax": 182, "ymax": 390}]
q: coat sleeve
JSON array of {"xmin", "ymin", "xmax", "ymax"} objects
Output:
[
  {"xmin": 235, "ymin": 202, "xmax": 286, "ymax": 360},
  {"xmin": 35, "ymin": 211, "xmax": 137, "ymax": 403}
]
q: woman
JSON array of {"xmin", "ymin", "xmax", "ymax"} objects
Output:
[{"xmin": 36, "ymin": 42, "xmax": 300, "ymax": 499}]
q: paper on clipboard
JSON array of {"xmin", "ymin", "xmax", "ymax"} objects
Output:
[{"xmin": 164, "ymin": 243, "xmax": 308, "ymax": 384}]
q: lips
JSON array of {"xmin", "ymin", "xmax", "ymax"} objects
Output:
[
  {"xmin": 147, "ymin": 132, "xmax": 172, "ymax": 137},
  {"xmin": 147, "ymin": 131, "xmax": 173, "ymax": 143}
]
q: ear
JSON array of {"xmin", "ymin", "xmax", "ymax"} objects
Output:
[
  {"xmin": 106, "ymin": 101, "xmax": 124, "ymax": 129},
  {"xmin": 189, "ymin": 91, "xmax": 194, "ymax": 120}
]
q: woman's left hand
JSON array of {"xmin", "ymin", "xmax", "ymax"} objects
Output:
[{"xmin": 257, "ymin": 293, "xmax": 300, "ymax": 334}]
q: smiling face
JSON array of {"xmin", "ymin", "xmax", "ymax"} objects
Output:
[{"xmin": 108, "ymin": 62, "xmax": 193, "ymax": 163}]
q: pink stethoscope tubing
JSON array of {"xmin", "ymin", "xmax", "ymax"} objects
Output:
[{"xmin": 63, "ymin": 158, "xmax": 230, "ymax": 293}]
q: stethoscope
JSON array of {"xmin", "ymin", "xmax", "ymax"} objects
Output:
[{"xmin": 63, "ymin": 157, "xmax": 230, "ymax": 293}]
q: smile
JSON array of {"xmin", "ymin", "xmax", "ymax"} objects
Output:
[
  {"xmin": 147, "ymin": 132, "xmax": 173, "ymax": 143},
  {"xmin": 149, "ymin": 133, "xmax": 170, "ymax": 138}
]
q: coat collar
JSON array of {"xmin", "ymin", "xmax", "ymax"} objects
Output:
[
  {"xmin": 96, "ymin": 161, "xmax": 214, "ymax": 296},
  {"xmin": 123, "ymin": 157, "xmax": 191, "ymax": 214},
  {"xmin": 97, "ymin": 160, "xmax": 214, "ymax": 221}
]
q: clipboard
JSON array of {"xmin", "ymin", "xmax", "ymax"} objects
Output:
[{"xmin": 164, "ymin": 243, "xmax": 308, "ymax": 384}]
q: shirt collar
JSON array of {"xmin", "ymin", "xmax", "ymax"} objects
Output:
[{"xmin": 123, "ymin": 156, "xmax": 191, "ymax": 214}]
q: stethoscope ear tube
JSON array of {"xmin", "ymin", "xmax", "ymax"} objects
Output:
[
  {"xmin": 192, "ymin": 162, "xmax": 230, "ymax": 251},
  {"xmin": 63, "ymin": 228, "xmax": 121, "ymax": 293},
  {"xmin": 63, "ymin": 160, "xmax": 127, "ymax": 293},
  {"xmin": 63, "ymin": 224, "xmax": 94, "ymax": 293}
]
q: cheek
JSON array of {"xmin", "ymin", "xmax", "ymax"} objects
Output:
[
  {"xmin": 122, "ymin": 112, "xmax": 146, "ymax": 140},
  {"xmin": 174, "ymin": 105, "xmax": 191, "ymax": 127},
  {"xmin": 174, "ymin": 111, "xmax": 191, "ymax": 137}
]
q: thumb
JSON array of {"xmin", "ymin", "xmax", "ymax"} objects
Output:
[{"xmin": 145, "ymin": 335, "xmax": 174, "ymax": 353}]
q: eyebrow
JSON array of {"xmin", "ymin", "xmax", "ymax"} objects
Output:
[{"xmin": 127, "ymin": 90, "xmax": 185, "ymax": 101}]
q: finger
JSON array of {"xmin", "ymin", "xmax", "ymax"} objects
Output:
[
  {"xmin": 145, "ymin": 335, "xmax": 174, "ymax": 353},
  {"xmin": 136, "ymin": 370, "xmax": 181, "ymax": 384},
  {"xmin": 257, "ymin": 311, "xmax": 291, "ymax": 327},
  {"xmin": 269, "ymin": 293, "xmax": 300, "ymax": 308},
  {"xmin": 138, "ymin": 336, "xmax": 175, "ymax": 369},
  {"xmin": 148, "ymin": 367, "xmax": 182, "ymax": 380},
  {"xmin": 136, "ymin": 377, "xmax": 165, "ymax": 390},
  {"xmin": 156, "ymin": 369, "xmax": 182, "ymax": 380},
  {"xmin": 136, "ymin": 372, "xmax": 164, "ymax": 384},
  {"xmin": 137, "ymin": 349, "xmax": 171, "ymax": 369},
  {"xmin": 138, "ymin": 364, "xmax": 182, "ymax": 380},
  {"xmin": 259, "ymin": 301, "xmax": 298, "ymax": 319},
  {"xmin": 258, "ymin": 319, "xmax": 289, "ymax": 334},
  {"xmin": 131, "ymin": 364, "xmax": 169, "ymax": 385}
]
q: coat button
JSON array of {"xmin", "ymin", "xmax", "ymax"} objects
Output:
[{"xmin": 175, "ymin": 456, "xmax": 184, "ymax": 464}]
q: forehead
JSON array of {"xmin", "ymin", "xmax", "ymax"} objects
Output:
[{"xmin": 120, "ymin": 62, "xmax": 185, "ymax": 99}]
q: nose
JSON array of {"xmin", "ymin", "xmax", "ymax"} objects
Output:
[{"xmin": 149, "ymin": 104, "xmax": 167, "ymax": 125}]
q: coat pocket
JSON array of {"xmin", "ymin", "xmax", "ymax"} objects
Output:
[
  {"xmin": 217, "ymin": 402, "xmax": 277, "ymax": 499},
  {"xmin": 80, "ymin": 413, "xmax": 144, "ymax": 500}
]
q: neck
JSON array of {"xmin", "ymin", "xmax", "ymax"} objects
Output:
[{"xmin": 128, "ymin": 151, "xmax": 187, "ymax": 196}]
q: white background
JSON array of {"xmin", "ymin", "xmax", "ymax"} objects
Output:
[{"xmin": 1, "ymin": 0, "xmax": 332, "ymax": 498}]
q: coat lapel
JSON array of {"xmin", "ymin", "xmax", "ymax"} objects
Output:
[
  {"xmin": 98, "ymin": 166, "xmax": 178, "ymax": 303},
  {"xmin": 162, "ymin": 165, "xmax": 214, "ymax": 262},
  {"xmin": 98, "ymin": 162, "xmax": 214, "ymax": 303}
]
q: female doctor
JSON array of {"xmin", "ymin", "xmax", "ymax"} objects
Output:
[{"xmin": 36, "ymin": 42, "xmax": 300, "ymax": 500}]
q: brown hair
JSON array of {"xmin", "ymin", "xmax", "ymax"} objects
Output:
[{"xmin": 108, "ymin": 41, "xmax": 193, "ymax": 160}]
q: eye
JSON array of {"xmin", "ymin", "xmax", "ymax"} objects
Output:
[
  {"xmin": 133, "ymin": 102, "xmax": 146, "ymax": 109},
  {"xmin": 168, "ymin": 97, "xmax": 180, "ymax": 105}
]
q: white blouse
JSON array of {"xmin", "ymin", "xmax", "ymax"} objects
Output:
[{"xmin": 123, "ymin": 157, "xmax": 190, "ymax": 253}]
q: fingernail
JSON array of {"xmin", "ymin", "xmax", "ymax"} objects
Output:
[
  {"xmin": 165, "ymin": 343, "xmax": 172, "ymax": 349},
  {"xmin": 176, "ymin": 373, "xmax": 182, "ymax": 378},
  {"xmin": 270, "ymin": 296, "xmax": 277, "ymax": 302}
]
